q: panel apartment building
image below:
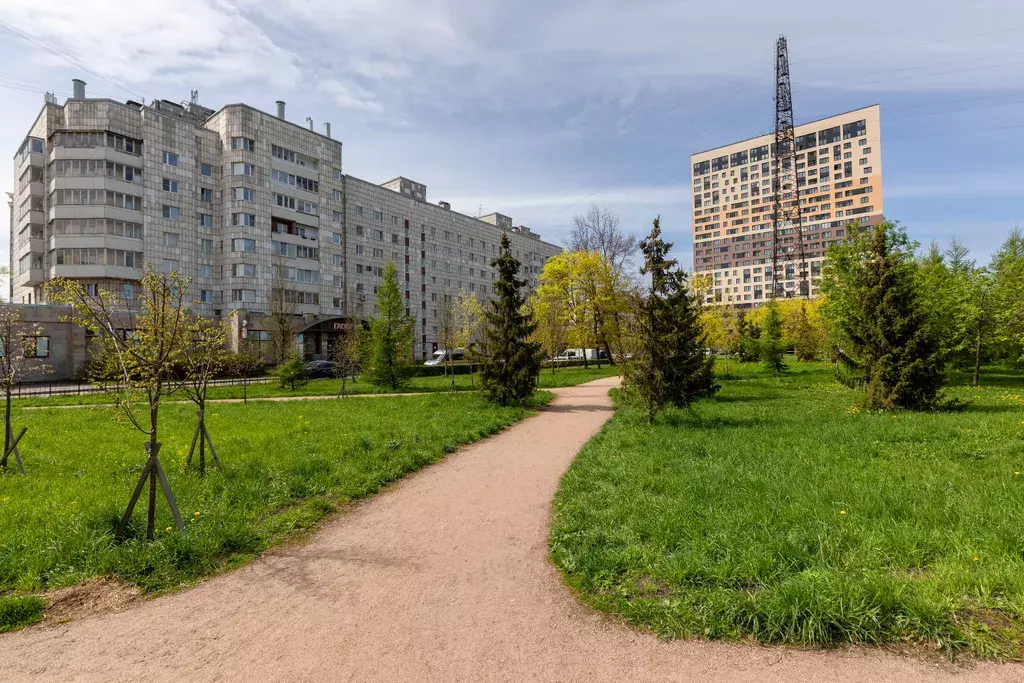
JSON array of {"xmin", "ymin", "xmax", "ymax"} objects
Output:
[
  {"xmin": 690, "ymin": 105, "xmax": 883, "ymax": 307},
  {"xmin": 10, "ymin": 81, "xmax": 560, "ymax": 362}
]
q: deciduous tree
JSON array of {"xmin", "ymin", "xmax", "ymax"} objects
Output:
[
  {"xmin": 47, "ymin": 269, "xmax": 190, "ymax": 540},
  {"xmin": 0, "ymin": 304, "xmax": 51, "ymax": 472}
]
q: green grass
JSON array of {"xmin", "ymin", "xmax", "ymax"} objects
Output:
[
  {"xmin": 550, "ymin": 361, "xmax": 1024, "ymax": 659},
  {"xmin": 15, "ymin": 365, "xmax": 620, "ymax": 407},
  {"xmin": 0, "ymin": 595, "xmax": 45, "ymax": 632},
  {"xmin": 0, "ymin": 391, "xmax": 551, "ymax": 601}
]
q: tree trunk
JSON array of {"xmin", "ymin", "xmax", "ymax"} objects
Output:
[
  {"xmin": 147, "ymin": 401, "xmax": 159, "ymax": 541},
  {"xmin": 974, "ymin": 325, "xmax": 983, "ymax": 385},
  {"xmin": 198, "ymin": 402, "xmax": 206, "ymax": 476},
  {"xmin": 3, "ymin": 385, "xmax": 10, "ymax": 465}
]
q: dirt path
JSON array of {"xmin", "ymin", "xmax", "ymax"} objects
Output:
[{"xmin": 1, "ymin": 377, "xmax": 1019, "ymax": 682}]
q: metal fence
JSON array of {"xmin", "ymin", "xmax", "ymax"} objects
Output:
[{"xmin": 12, "ymin": 375, "xmax": 274, "ymax": 399}]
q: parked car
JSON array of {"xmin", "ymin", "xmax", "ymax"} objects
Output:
[
  {"xmin": 424, "ymin": 348, "xmax": 466, "ymax": 366},
  {"xmin": 303, "ymin": 360, "xmax": 334, "ymax": 379}
]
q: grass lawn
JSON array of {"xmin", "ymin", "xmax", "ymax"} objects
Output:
[
  {"xmin": 0, "ymin": 390, "xmax": 552, "ymax": 629},
  {"xmin": 14, "ymin": 364, "xmax": 620, "ymax": 407},
  {"xmin": 550, "ymin": 361, "xmax": 1024, "ymax": 659}
]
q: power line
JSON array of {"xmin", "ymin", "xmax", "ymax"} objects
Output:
[{"xmin": 0, "ymin": 18, "xmax": 151, "ymax": 100}]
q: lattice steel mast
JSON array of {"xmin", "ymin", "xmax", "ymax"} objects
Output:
[{"xmin": 771, "ymin": 35, "xmax": 808, "ymax": 299}]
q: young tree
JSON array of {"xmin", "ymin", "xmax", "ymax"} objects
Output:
[
  {"xmin": 267, "ymin": 257, "xmax": 298, "ymax": 365},
  {"xmin": 232, "ymin": 338, "xmax": 265, "ymax": 404},
  {"xmin": 623, "ymin": 217, "xmax": 717, "ymax": 423},
  {"xmin": 454, "ymin": 291, "xmax": 486, "ymax": 386},
  {"xmin": 178, "ymin": 316, "xmax": 228, "ymax": 474},
  {"xmin": 273, "ymin": 354, "xmax": 308, "ymax": 391},
  {"xmin": 821, "ymin": 222, "xmax": 945, "ymax": 409},
  {"xmin": 759, "ymin": 301, "xmax": 787, "ymax": 374},
  {"xmin": 437, "ymin": 291, "xmax": 459, "ymax": 390},
  {"xmin": 365, "ymin": 260, "xmax": 415, "ymax": 390},
  {"xmin": 47, "ymin": 269, "xmax": 189, "ymax": 540},
  {"xmin": 0, "ymin": 304, "xmax": 51, "ymax": 473},
  {"xmin": 531, "ymin": 289, "xmax": 567, "ymax": 375},
  {"xmin": 330, "ymin": 322, "xmax": 361, "ymax": 397},
  {"xmin": 478, "ymin": 233, "xmax": 541, "ymax": 406}
]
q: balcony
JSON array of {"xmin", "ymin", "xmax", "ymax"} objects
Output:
[{"xmin": 13, "ymin": 268, "xmax": 44, "ymax": 288}]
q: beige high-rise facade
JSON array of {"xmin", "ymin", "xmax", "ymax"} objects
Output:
[
  {"xmin": 9, "ymin": 81, "xmax": 560, "ymax": 360},
  {"xmin": 690, "ymin": 104, "xmax": 883, "ymax": 307}
]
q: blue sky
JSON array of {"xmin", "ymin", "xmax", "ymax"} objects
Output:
[{"xmin": 2, "ymin": 0, "xmax": 1023, "ymax": 272}]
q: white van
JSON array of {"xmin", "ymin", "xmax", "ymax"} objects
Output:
[{"xmin": 425, "ymin": 348, "xmax": 466, "ymax": 366}]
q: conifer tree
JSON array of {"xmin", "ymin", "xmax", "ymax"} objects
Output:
[
  {"xmin": 365, "ymin": 261, "xmax": 415, "ymax": 390},
  {"xmin": 821, "ymin": 222, "xmax": 944, "ymax": 409},
  {"xmin": 478, "ymin": 234, "xmax": 541, "ymax": 405},
  {"xmin": 760, "ymin": 301, "xmax": 787, "ymax": 374},
  {"xmin": 624, "ymin": 217, "xmax": 717, "ymax": 423}
]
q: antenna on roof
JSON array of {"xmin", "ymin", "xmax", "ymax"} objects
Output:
[{"xmin": 190, "ymin": 89, "xmax": 199, "ymax": 105}]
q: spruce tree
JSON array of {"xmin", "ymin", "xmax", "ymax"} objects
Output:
[
  {"xmin": 624, "ymin": 217, "xmax": 717, "ymax": 423},
  {"xmin": 366, "ymin": 260, "xmax": 415, "ymax": 390},
  {"xmin": 821, "ymin": 222, "xmax": 944, "ymax": 409},
  {"xmin": 759, "ymin": 301, "xmax": 787, "ymax": 374},
  {"xmin": 478, "ymin": 234, "xmax": 541, "ymax": 405}
]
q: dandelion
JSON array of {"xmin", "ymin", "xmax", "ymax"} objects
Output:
[
  {"xmin": 1016, "ymin": 472, "xmax": 1021, "ymax": 476},
  {"xmin": 973, "ymin": 556, "xmax": 980, "ymax": 562},
  {"xmin": 70, "ymin": 500, "xmax": 77, "ymax": 505},
  {"xmin": 840, "ymin": 510, "xmax": 847, "ymax": 516},
  {"xmin": 165, "ymin": 526, "xmax": 173, "ymax": 533},
  {"xmin": 194, "ymin": 511, "xmax": 201, "ymax": 517}
]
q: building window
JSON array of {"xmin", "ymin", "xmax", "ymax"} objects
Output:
[
  {"xmin": 374, "ymin": 210, "xmax": 383, "ymax": 222},
  {"xmin": 231, "ymin": 289, "xmax": 256, "ymax": 303},
  {"xmin": 231, "ymin": 137, "xmax": 255, "ymax": 152},
  {"xmin": 234, "ymin": 187, "xmax": 255, "ymax": 202},
  {"xmin": 162, "ymin": 205, "xmax": 180, "ymax": 220},
  {"xmin": 863, "ymin": 166, "xmax": 873, "ymax": 174},
  {"xmin": 355, "ymin": 225, "xmax": 364, "ymax": 236},
  {"xmin": 373, "ymin": 229, "xmax": 384, "ymax": 240},
  {"xmin": 355, "ymin": 205, "xmax": 363, "ymax": 217},
  {"xmin": 199, "ymin": 265, "xmax": 213, "ymax": 278},
  {"xmin": 162, "ymin": 178, "xmax": 178, "ymax": 193},
  {"xmin": 232, "ymin": 238, "xmax": 256, "ymax": 252},
  {"xmin": 162, "ymin": 151, "xmax": 178, "ymax": 166},
  {"xmin": 200, "ymin": 163, "xmax": 212, "ymax": 177},
  {"xmin": 85, "ymin": 284, "xmax": 98, "ymax": 297},
  {"xmin": 355, "ymin": 245, "xmax": 364, "ymax": 255},
  {"xmin": 27, "ymin": 337, "xmax": 49, "ymax": 358},
  {"xmin": 199, "ymin": 213, "xmax": 214, "ymax": 228},
  {"xmin": 200, "ymin": 238, "xmax": 213, "ymax": 253},
  {"xmin": 332, "ymin": 168, "xmax": 342, "ymax": 181},
  {"xmin": 332, "ymin": 232, "xmax": 342, "ymax": 245},
  {"xmin": 333, "ymin": 254, "xmax": 343, "ymax": 266},
  {"xmin": 333, "ymin": 210, "xmax": 342, "ymax": 224},
  {"xmin": 162, "ymin": 259, "xmax": 180, "ymax": 274},
  {"xmin": 232, "ymin": 213, "xmax": 256, "ymax": 227},
  {"xmin": 200, "ymin": 188, "xmax": 213, "ymax": 202},
  {"xmin": 123, "ymin": 284, "xmax": 135, "ymax": 300},
  {"xmin": 164, "ymin": 232, "xmax": 179, "ymax": 247},
  {"xmin": 199, "ymin": 290, "xmax": 213, "ymax": 303},
  {"xmin": 333, "ymin": 189, "xmax": 342, "ymax": 201},
  {"xmin": 231, "ymin": 162, "xmax": 254, "ymax": 176},
  {"xmin": 232, "ymin": 263, "xmax": 256, "ymax": 277}
]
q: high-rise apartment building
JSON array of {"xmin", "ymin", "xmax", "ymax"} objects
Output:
[
  {"xmin": 9, "ymin": 81, "xmax": 560, "ymax": 360},
  {"xmin": 690, "ymin": 105, "xmax": 883, "ymax": 307}
]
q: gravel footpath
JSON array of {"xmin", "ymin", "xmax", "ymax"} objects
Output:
[{"xmin": 1, "ymin": 377, "xmax": 1019, "ymax": 682}]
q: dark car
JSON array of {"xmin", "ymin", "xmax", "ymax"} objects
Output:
[{"xmin": 303, "ymin": 360, "xmax": 334, "ymax": 379}]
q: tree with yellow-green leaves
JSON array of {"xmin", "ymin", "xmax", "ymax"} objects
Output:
[
  {"xmin": 531, "ymin": 285, "xmax": 568, "ymax": 374},
  {"xmin": 454, "ymin": 291, "xmax": 486, "ymax": 386},
  {"xmin": 47, "ymin": 268, "xmax": 191, "ymax": 540},
  {"xmin": 535, "ymin": 250, "xmax": 627, "ymax": 367}
]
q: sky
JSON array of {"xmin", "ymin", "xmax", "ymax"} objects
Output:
[{"xmin": 2, "ymin": 0, "xmax": 1023, "ymax": 274}]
